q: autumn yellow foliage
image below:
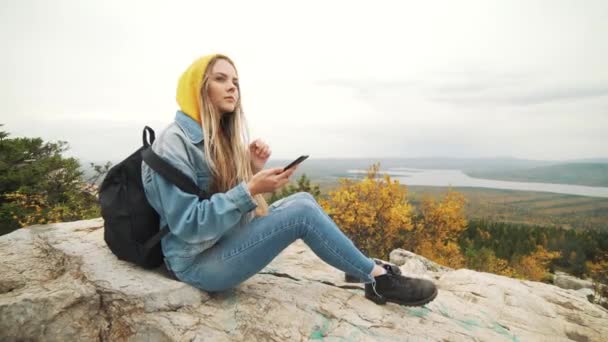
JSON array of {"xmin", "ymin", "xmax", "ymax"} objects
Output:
[
  {"xmin": 414, "ymin": 190, "xmax": 468, "ymax": 268},
  {"xmin": 512, "ymin": 245, "xmax": 561, "ymax": 281},
  {"xmin": 5, "ymin": 190, "xmax": 99, "ymax": 228},
  {"xmin": 319, "ymin": 163, "xmax": 414, "ymax": 259},
  {"xmin": 468, "ymin": 248, "xmax": 515, "ymax": 276},
  {"xmin": 586, "ymin": 254, "xmax": 608, "ymax": 284}
]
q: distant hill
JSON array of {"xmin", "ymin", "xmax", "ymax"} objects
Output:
[
  {"xmin": 80, "ymin": 157, "xmax": 608, "ymax": 188},
  {"xmin": 466, "ymin": 163, "xmax": 608, "ymax": 187},
  {"xmin": 567, "ymin": 158, "xmax": 608, "ymax": 163},
  {"xmin": 263, "ymin": 157, "xmax": 558, "ymax": 180}
]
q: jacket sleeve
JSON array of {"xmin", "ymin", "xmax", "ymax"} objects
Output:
[{"xmin": 141, "ymin": 139, "xmax": 257, "ymax": 245}]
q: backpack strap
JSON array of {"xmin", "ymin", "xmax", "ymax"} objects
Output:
[
  {"xmin": 143, "ymin": 126, "xmax": 155, "ymax": 147},
  {"xmin": 141, "ymin": 148, "xmax": 210, "ymax": 199},
  {"xmin": 144, "ymin": 225, "xmax": 170, "ymax": 250}
]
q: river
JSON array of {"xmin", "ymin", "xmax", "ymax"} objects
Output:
[{"xmin": 346, "ymin": 168, "xmax": 608, "ymax": 198}]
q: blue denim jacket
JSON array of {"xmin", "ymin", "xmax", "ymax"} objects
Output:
[{"xmin": 141, "ymin": 111, "xmax": 258, "ymax": 272}]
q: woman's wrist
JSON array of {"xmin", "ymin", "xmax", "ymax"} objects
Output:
[
  {"xmin": 250, "ymin": 160, "xmax": 259, "ymax": 174},
  {"xmin": 247, "ymin": 181, "xmax": 258, "ymax": 196}
]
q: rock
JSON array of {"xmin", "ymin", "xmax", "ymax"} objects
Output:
[
  {"xmin": 1, "ymin": 218, "xmax": 607, "ymax": 341},
  {"xmin": 389, "ymin": 248, "xmax": 452, "ymax": 274},
  {"xmin": 554, "ymin": 271, "xmax": 594, "ymax": 291},
  {"xmin": 576, "ymin": 286, "xmax": 608, "ymax": 308},
  {"xmin": 576, "ymin": 288, "xmax": 595, "ymax": 300}
]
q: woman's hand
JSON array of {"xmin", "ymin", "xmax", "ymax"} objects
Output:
[
  {"xmin": 247, "ymin": 166, "xmax": 297, "ymax": 196},
  {"xmin": 249, "ymin": 139, "xmax": 271, "ymax": 173}
]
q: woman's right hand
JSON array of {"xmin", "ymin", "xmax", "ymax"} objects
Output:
[{"xmin": 247, "ymin": 166, "xmax": 297, "ymax": 196}]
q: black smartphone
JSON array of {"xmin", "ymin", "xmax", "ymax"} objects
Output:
[{"xmin": 283, "ymin": 155, "xmax": 309, "ymax": 172}]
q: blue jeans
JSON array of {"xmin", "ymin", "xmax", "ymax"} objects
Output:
[{"xmin": 167, "ymin": 192, "xmax": 376, "ymax": 292}]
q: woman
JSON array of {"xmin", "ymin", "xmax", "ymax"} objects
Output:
[{"xmin": 142, "ymin": 54, "xmax": 437, "ymax": 306}]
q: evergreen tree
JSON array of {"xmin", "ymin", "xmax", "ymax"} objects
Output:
[
  {"xmin": 268, "ymin": 173, "xmax": 321, "ymax": 204},
  {"xmin": 0, "ymin": 125, "xmax": 106, "ymax": 235}
]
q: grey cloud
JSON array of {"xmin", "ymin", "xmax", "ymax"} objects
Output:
[
  {"xmin": 415, "ymin": 70, "xmax": 608, "ymax": 106},
  {"xmin": 315, "ymin": 79, "xmax": 423, "ymax": 107},
  {"xmin": 315, "ymin": 79, "xmax": 419, "ymax": 96},
  {"xmin": 507, "ymin": 85, "xmax": 608, "ymax": 105},
  {"xmin": 294, "ymin": 121, "xmax": 500, "ymax": 159},
  {"xmin": 318, "ymin": 73, "xmax": 608, "ymax": 107},
  {"xmin": 431, "ymin": 74, "xmax": 529, "ymax": 95},
  {"xmin": 431, "ymin": 83, "xmax": 608, "ymax": 106}
]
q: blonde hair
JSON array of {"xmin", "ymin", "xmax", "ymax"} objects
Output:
[{"xmin": 199, "ymin": 56, "xmax": 269, "ymax": 217}]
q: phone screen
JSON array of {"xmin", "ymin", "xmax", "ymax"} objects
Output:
[{"xmin": 283, "ymin": 155, "xmax": 309, "ymax": 172}]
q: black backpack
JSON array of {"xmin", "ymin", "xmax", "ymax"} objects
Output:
[{"xmin": 99, "ymin": 126, "xmax": 209, "ymax": 269}]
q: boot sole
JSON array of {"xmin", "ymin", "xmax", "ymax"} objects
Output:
[{"xmin": 365, "ymin": 287, "xmax": 438, "ymax": 307}]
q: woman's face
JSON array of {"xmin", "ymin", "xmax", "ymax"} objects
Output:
[{"xmin": 207, "ymin": 59, "xmax": 239, "ymax": 114}]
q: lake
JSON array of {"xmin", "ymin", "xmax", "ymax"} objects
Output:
[{"xmin": 346, "ymin": 168, "xmax": 608, "ymax": 198}]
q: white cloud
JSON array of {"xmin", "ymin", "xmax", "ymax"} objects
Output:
[{"xmin": 1, "ymin": 0, "xmax": 607, "ymax": 162}]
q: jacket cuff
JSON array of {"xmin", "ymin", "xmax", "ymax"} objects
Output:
[{"xmin": 227, "ymin": 181, "xmax": 258, "ymax": 213}]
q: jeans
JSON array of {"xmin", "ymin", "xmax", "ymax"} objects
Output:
[{"xmin": 166, "ymin": 192, "xmax": 376, "ymax": 292}]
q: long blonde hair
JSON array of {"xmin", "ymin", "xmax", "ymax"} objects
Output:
[{"xmin": 199, "ymin": 56, "xmax": 269, "ymax": 217}]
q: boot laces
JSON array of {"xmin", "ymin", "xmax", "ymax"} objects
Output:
[
  {"xmin": 370, "ymin": 265, "xmax": 397, "ymax": 298},
  {"xmin": 370, "ymin": 264, "xmax": 393, "ymax": 298},
  {"xmin": 385, "ymin": 267, "xmax": 413, "ymax": 289},
  {"xmin": 371, "ymin": 280, "xmax": 383, "ymax": 298}
]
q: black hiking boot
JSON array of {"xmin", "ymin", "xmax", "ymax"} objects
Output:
[
  {"xmin": 365, "ymin": 264, "xmax": 438, "ymax": 306},
  {"xmin": 344, "ymin": 258, "xmax": 401, "ymax": 283}
]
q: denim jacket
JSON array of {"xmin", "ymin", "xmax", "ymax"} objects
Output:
[{"xmin": 141, "ymin": 111, "xmax": 258, "ymax": 272}]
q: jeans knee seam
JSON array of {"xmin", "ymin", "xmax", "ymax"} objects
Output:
[
  {"xmin": 222, "ymin": 219, "xmax": 301, "ymax": 262},
  {"xmin": 301, "ymin": 219, "xmax": 374, "ymax": 283}
]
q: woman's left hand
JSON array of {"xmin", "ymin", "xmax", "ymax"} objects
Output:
[{"xmin": 250, "ymin": 138, "xmax": 271, "ymax": 173}]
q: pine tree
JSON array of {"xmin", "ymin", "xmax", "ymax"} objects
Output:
[{"xmin": 0, "ymin": 125, "xmax": 105, "ymax": 235}]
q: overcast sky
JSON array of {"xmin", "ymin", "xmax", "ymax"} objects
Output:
[{"xmin": 1, "ymin": 0, "xmax": 607, "ymax": 163}]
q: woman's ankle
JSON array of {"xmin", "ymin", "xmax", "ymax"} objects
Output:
[{"xmin": 370, "ymin": 264, "xmax": 387, "ymax": 277}]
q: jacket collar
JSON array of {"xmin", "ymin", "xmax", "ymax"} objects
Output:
[{"xmin": 175, "ymin": 110, "xmax": 203, "ymax": 144}]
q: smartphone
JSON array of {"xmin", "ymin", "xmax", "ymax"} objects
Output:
[{"xmin": 283, "ymin": 155, "xmax": 309, "ymax": 172}]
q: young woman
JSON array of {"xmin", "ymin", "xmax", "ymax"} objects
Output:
[{"xmin": 141, "ymin": 54, "xmax": 437, "ymax": 306}]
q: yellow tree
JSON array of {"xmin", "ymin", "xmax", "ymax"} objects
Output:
[
  {"xmin": 319, "ymin": 163, "xmax": 414, "ymax": 259},
  {"xmin": 466, "ymin": 247, "xmax": 515, "ymax": 277},
  {"xmin": 513, "ymin": 245, "xmax": 561, "ymax": 282},
  {"xmin": 414, "ymin": 190, "xmax": 468, "ymax": 268}
]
